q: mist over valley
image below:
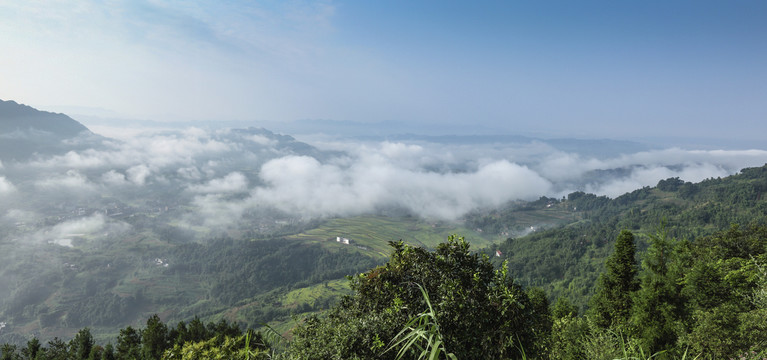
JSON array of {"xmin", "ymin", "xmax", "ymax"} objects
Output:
[{"xmin": 2, "ymin": 99, "xmax": 765, "ymax": 233}]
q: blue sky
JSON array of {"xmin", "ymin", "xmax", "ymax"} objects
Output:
[{"xmin": 1, "ymin": 0, "xmax": 765, "ymax": 140}]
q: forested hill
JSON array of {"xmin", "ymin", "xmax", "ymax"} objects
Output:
[{"xmin": 491, "ymin": 164, "xmax": 767, "ymax": 308}]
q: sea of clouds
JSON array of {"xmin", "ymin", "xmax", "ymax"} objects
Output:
[{"xmin": 1, "ymin": 126, "xmax": 766, "ymax": 235}]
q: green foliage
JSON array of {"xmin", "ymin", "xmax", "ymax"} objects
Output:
[
  {"xmin": 589, "ymin": 230, "xmax": 639, "ymax": 328},
  {"xmin": 0, "ymin": 314, "xmax": 264, "ymax": 359},
  {"xmin": 284, "ymin": 235, "xmax": 547, "ymax": 360},
  {"xmin": 170, "ymin": 237, "xmax": 379, "ymax": 308},
  {"xmin": 162, "ymin": 333, "xmax": 269, "ymax": 360},
  {"xmin": 69, "ymin": 328, "xmax": 94, "ymax": 360},
  {"xmin": 386, "ymin": 284, "xmax": 457, "ymax": 360},
  {"xmin": 115, "ymin": 327, "xmax": 140, "ymax": 360},
  {"xmin": 101, "ymin": 343, "xmax": 115, "ymax": 360},
  {"xmin": 21, "ymin": 338, "xmax": 41, "ymax": 360},
  {"xmin": 45, "ymin": 338, "xmax": 69, "ymax": 360},
  {"xmin": 289, "ymin": 215, "xmax": 497, "ymax": 256},
  {"xmin": 630, "ymin": 227, "xmax": 688, "ymax": 354},
  {"xmin": 288, "ymin": 237, "xmax": 536, "ymax": 359},
  {"xmin": 551, "ymin": 297, "xmax": 578, "ymax": 319},
  {"xmin": 0, "ymin": 228, "xmax": 379, "ymax": 343},
  {"xmin": 493, "ymin": 165, "xmax": 767, "ymax": 310},
  {"xmin": 549, "ymin": 222, "xmax": 767, "ymax": 359},
  {"xmin": 2, "ymin": 222, "xmax": 767, "ymax": 359},
  {"xmin": 549, "ymin": 315, "xmax": 589, "ymax": 360},
  {"xmin": 1, "ymin": 344, "xmax": 18, "ymax": 360},
  {"xmin": 140, "ymin": 315, "xmax": 168, "ymax": 360}
]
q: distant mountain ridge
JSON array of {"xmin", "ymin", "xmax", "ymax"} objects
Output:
[
  {"xmin": 0, "ymin": 99, "xmax": 91, "ymax": 137},
  {"xmin": 0, "ymin": 99, "xmax": 96, "ymax": 162}
]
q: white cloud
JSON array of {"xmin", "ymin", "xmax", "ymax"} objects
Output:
[
  {"xmin": 189, "ymin": 194, "xmax": 252, "ymax": 228},
  {"xmin": 50, "ymin": 214, "xmax": 107, "ymax": 237},
  {"xmin": 251, "ymin": 155, "xmax": 551, "ymax": 220},
  {"xmin": 582, "ymin": 149, "xmax": 767, "ymax": 198},
  {"xmin": 6, "ymin": 125, "xmax": 767, "ymax": 226},
  {"xmin": 177, "ymin": 166, "xmax": 203, "ymax": 180},
  {"xmin": 101, "ymin": 170, "xmax": 129, "ymax": 186},
  {"xmin": 29, "ymin": 128, "xmax": 234, "ymax": 172},
  {"xmin": 35, "ymin": 170, "xmax": 95, "ymax": 191},
  {"xmin": 246, "ymin": 134, "xmax": 277, "ymax": 147},
  {"xmin": 0, "ymin": 176, "xmax": 16, "ymax": 194},
  {"xmin": 35, "ymin": 214, "xmax": 131, "ymax": 246},
  {"xmin": 188, "ymin": 172, "xmax": 248, "ymax": 193},
  {"xmin": 3, "ymin": 209, "xmax": 39, "ymax": 223},
  {"xmin": 534, "ymin": 152, "xmax": 606, "ymax": 183},
  {"xmin": 126, "ymin": 164, "xmax": 151, "ymax": 185}
]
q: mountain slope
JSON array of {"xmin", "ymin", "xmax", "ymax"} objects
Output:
[
  {"xmin": 0, "ymin": 99, "xmax": 95, "ymax": 161},
  {"xmin": 488, "ymin": 164, "xmax": 767, "ymax": 308},
  {"xmin": 0, "ymin": 100, "xmax": 90, "ymax": 137}
]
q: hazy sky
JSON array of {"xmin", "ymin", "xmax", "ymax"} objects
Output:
[{"xmin": 1, "ymin": 1, "xmax": 766, "ymax": 139}]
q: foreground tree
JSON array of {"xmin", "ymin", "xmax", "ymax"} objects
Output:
[
  {"xmin": 589, "ymin": 230, "xmax": 640, "ymax": 329},
  {"xmin": 284, "ymin": 235, "xmax": 547, "ymax": 360},
  {"xmin": 141, "ymin": 315, "xmax": 168, "ymax": 360},
  {"xmin": 115, "ymin": 326, "xmax": 141, "ymax": 360},
  {"xmin": 630, "ymin": 228, "xmax": 688, "ymax": 355},
  {"xmin": 69, "ymin": 328, "xmax": 94, "ymax": 360}
]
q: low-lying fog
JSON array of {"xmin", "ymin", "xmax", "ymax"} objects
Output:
[{"xmin": 1, "ymin": 125, "xmax": 766, "ymax": 240}]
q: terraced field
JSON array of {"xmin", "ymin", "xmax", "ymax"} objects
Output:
[{"xmin": 286, "ymin": 215, "xmax": 499, "ymax": 257}]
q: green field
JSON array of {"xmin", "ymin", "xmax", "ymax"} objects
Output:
[
  {"xmin": 282, "ymin": 279, "xmax": 351, "ymax": 308},
  {"xmin": 286, "ymin": 215, "xmax": 500, "ymax": 257}
]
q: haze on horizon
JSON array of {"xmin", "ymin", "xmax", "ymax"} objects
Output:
[{"xmin": 1, "ymin": 1, "xmax": 766, "ymax": 142}]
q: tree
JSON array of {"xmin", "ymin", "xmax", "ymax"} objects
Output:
[
  {"xmin": 46, "ymin": 338, "xmax": 69, "ymax": 360},
  {"xmin": 285, "ymin": 236, "xmax": 548, "ymax": 360},
  {"xmin": 70, "ymin": 328, "xmax": 94, "ymax": 360},
  {"xmin": 630, "ymin": 228, "xmax": 687, "ymax": 354},
  {"xmin": 590, "ymin": 230, "xmax": 639, "ymax": 328},
  {"xmin": 186, "ymin": 317, "xmax": 209, "ymax": 344},
  {"xmin": 141, "ymin": 314, "xmax": 169, "ymax": 360},
  {"xmin": 101, "ymin": 344, "xmax": 116, "ymax": 360},
  {"xmin": 115, "ymin": 326, "xmax": 141, "ymax": 360},
  {"xmin": 20, "ymin": 338, "xmax": 41, "ymax": 360},
  {"xmin": 1, "ymin": 344, "xmax": 18, "ymax": 360}
]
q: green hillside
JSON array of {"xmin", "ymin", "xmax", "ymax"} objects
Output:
[
  {"xmin": 0, "ymin": 214, "xmax": 507, "ymax": 345},
  {"xmin": 491, "ymin": 164, "xmax": 767, "ymax": 309}
]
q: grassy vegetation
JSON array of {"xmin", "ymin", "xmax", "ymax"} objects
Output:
[
  {"xmin": 286, "ymin": 215, "xmax": 498, "ymax": 257},
  {"xmin": 282, "ymin": 279, "xmax": 351, "ymax": 309}
]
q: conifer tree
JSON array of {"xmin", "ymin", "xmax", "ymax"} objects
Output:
[
  {"xmin": 70, "ymin": 328, "xmax": 94, "ymax": 360},
  {"xmin": 141, "ymin": 314, "xmax": 168, "ymax": 360},
  {"xmin": 630, "ymin": 228, "xmax": 687, "ymax": 353},
  {"xmin": 21, "ymin": 338, "xmax": 41, "ymax": 360},
  {"xmin": 101, "ymin": 343, "xmax": 116, "ymax": 360},
  {"xmin": 590, "ymin": 230, "xmax": 639, "ymax": 328},
  {"xmin": 115, "ymin": 326, "xmax": 141, "ymax": 360}
]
